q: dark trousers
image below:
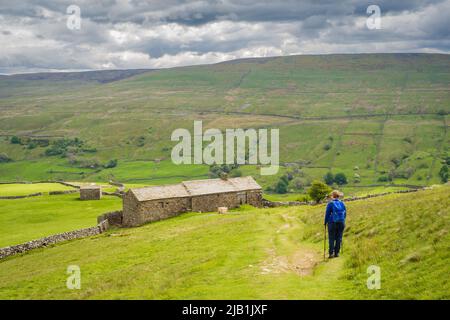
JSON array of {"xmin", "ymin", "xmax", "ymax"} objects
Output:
[{"xmin": 328, "ymin": 221, "xmax": 345, "ymax": 256}]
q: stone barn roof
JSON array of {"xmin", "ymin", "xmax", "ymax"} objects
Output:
[
  {"xmin": 131, "ymin": 183, "xmax": 190, "ymax": 202},
  {"xmin": 182, "ymin": 178, "xmax": 237, "ymax": 196},
  {"xmin": 128, "ymin": 176, "xmax": 261, "ymax": 202},
  {"xmin": 228, "ymin": 176, "xmax": 262, "ymax": 191}
]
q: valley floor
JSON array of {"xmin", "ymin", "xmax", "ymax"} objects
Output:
[{"xmin": 0, "ymin": 185, "xmax": 448, "ymax": 299}]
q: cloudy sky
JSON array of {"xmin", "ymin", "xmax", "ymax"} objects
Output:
[{"xmin": 0, "ymin": 0, "xmax": 449, "ymax": 74}]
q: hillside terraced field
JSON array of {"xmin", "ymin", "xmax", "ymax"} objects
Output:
[{"xmin": 0, "ymin": 54, "xmax": 448, "ymax": 189}]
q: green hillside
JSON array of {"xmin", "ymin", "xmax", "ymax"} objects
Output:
[
  {"xmin": 0, "ymin": 185, "xmax": 448, "ymax": 299},
  {"xmin": 0, "ymin": 54, "xmax": 449, "ymax": 190}
]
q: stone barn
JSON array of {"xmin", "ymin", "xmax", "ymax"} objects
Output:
[
  {"xmin": 122, "ymin": 176, "xmax": 262, "ymax": 227},
  {"xmin": 80, "ymin": 185, "xmax": 102, "ymax": 200}
]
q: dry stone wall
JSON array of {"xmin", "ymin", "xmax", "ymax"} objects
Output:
[
  {"xmin": 97, "ymin": 210, "xmax": 123, "ymax": 227},
  {"xmin": 0, "ymin": 192, "xmax": 42, "ymax": 199},
  {"xmin": 49, "ymin": 189, "xmax": 78, "ymax": 195},
  {"xmin": 0, "ymin": 180, "xmax": 80, "ymax": 188},
  {"xmin": 0, "ymin": 222, "xmax": 108, "ymax": 260},
  {"xmin": 247, "ymin": 190, "xmax": 263, "ymax": 207},
  {"xmin": 102, "ymin": 191, "xmax": 124, "ymax": 198},
  {"xmin": 263, "ymin": 187, "xmax": 424, "ymax": 207}
]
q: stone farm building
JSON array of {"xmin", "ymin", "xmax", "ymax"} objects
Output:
[
  {"xmin": 80, "ymin": 185, "xmax": 102, "ymax": 200},
  {"xmin": 123, "ymin": 176, "xmax": 262, "ymax": 227}
]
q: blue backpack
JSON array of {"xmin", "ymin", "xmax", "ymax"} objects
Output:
[{"xmin": 331, "ymin": 200, "xmax": 346, "ymax": 222}]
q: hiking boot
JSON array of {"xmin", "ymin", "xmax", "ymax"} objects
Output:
[
  {"xmin": 334, "ymin": 253, "xmax": 340, "ymax": 258},
  {"xmin": 328, "ymin": 254, "xmax": 334, "ymax": 259}
]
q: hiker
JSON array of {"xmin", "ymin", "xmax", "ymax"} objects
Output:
[{"xmin": 324, "ymin": 190, "xmax": 346, "ymax": 258}]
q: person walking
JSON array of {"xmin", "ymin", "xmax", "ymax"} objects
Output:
[{"xmin": 324, "ymin": 190, "xmax": 346, "ymax": 258}]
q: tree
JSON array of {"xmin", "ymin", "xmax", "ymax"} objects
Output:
[
  {"xmin": 308, "ymin": 180, "xmax": 332, "ymax": 203},
  {"xmin": 324, "ymin": 172, "xmax": 334, "ymax": 185},
  {"xmin": 275, "ymin": 181, "xmax": 288, "ymax": 194},
  {"xmin": 104, "ymin": 159, "xmax": 118, "ymax": 169},
  {"xmin": 275, "ymin": 178, "xmax": 288, "ymax": 194},
  {"xmin": 10, "ymin": 136, "xmax": 21, "ymax": 144},
  {"xmin": 334, "ymin": 172, "xmax": 348, "ymax": 185},
  {"xmin": 377, "ymin": 175, "xmax": 390, "ymax": 182},
  {"xmin": 279, "ymin": 175, "xmax": 289, "ymax": 184},
  {"xmin": 439, "ymin": 165, "xmax": 449, "ymax": 183},
  {"xmin": 27, "ymin": 141, "xmax": 37, "ymax": 149}
]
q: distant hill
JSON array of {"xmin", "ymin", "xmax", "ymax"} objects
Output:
[
  {"xmin": 0, "ymin": 69, "xmax": 153, "ymax": 83},
  {"xmin": 0, "ymin": 53, "xmax": 448, "ymax": 187}
]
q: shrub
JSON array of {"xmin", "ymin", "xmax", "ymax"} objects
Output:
[
  {"xmin": 334, "ymin": 172, "xmax": 348, "ymax": 185},
  {"xmin": 209, "ymin": 164, "xmax": 238, "ymax": 178},
  {"xmin": 27, "ymin": 141, "xmax": 37, "ymax": 149},
  {"xmin": 308, "ymin": 180, "xmax": 332, "ymax": 203},
  {"xmin": 10, "ymin": 136, "xmax": 21, "ymax": 144},
  {"xmin": 391, "ymin": 157, "xmax": 402, "ymax": 167},
  {"xmin": 323, "ymin": 144, "xmax": 331, "ymax": 151},
  {"xmin": 439, "ymin": 165, "xmax": 449, "ymax": 183},
  {"xmin": 45, "ymin": 138, "xmax": 84, "ymax": 157},
  {"xmin": 275, "ymin": 180, "xmax": 288, "ymax": 194},
  {"xmin": 323, "ymin": 172, "xmax": 334, "ymax": 185},
  {"xmin": 280, "ymin": 175, "xmax": 290, "ymax": 184},
  {"xmin": 104, "ymin": 159, "xmax": 118, "ymax": 169},
  {"xmin": 378, "ymin": 175, "xmax": 391, "ymax": 182},
  {"xmin": 389, "ymin": 167, "xmax": 415, "ymax": 180},
  {"xmin": 285, "ymin": 172, "xmax": 294, "ymax": 181},
  {"xmin": 136, "ymin": 136, "xmax": 145, "ymax": 147},
  {"xmin": 296, "ymin": 194, "xmax": 311, "ymax": 202}
]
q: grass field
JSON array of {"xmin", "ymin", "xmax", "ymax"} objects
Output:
[
  {"xmin": 0, "ymin": 185, "xmax": 448, "ymax": 299},
  {"xmin": 0, "ymin": 192, "xmax": 121, "ymax": 247},
  {"xmin": 0, "ymin": 183, "xmax": 75, "ymax": 196}
]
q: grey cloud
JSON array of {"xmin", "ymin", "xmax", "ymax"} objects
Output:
[{"xmin": 0, "ymin": 0, "xmax": 448, "ymax": 74}]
